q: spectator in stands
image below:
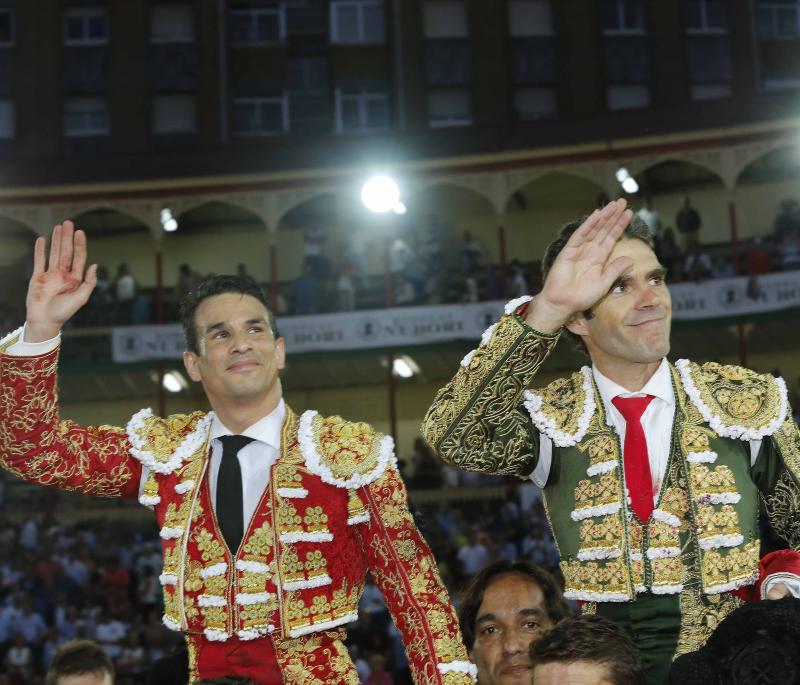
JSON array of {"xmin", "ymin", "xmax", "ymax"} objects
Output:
[
  {"xmin": 635, "ymin": 196, "xmax": 661, "ymax": 239},
  {"xmin": 349, "ymin": 644, "xmax": 370, "ymax": 683},
  {"xmin": 779, "ymin": 230, "xmax": 800, "ymax": 271},
  {"xmin": 463, "ymin": 271, "xmax": 479, "ymax": 303},
  {"xmin": 112, "ymin": 264, "xmax": 137, "ymax": 324},
  {"xmin": 483, "ymin": 266, "xmax": 503, "ymax": 301},
  {"xmin": 683, "ymin": 243, "xmax": 713, "ymax": 281},
  {"xmin": 710, "ymin": 255, "xmax": 734, "ymax": 279},
  {"xmin": 292, "ymin": 262, "xmax": 318, "ymax": 315},
  {"xmin": 459, "ymin": 231, "xmax": 484, "ymax": 273},
  {"xmin": 5, "ymin": 632, "xmax": 34, "ymax": 680},
  {"xmin": 530, "ymin": 615, "xmax": 646, "ymax": 685},
  {"xmin": 175, "ymin": 263, "xmax": 202, "ymax": 304},
  {"xmin": 459, "ymin": 560, "xmax": 570, "ymax": 685},
  {"xmin": 457, "ymin": 532, "xmax": 490, "ymax": 577},
  {"xmin": 388, "ymin": 234, "xmax": 415, "ymax": 281},
  {"xmin": 675, "ymin": 196, "xmax": 702, "ymax": 249},
  {"xmin": 46, "ymin": 639, "xmax": 114, "ymax": 685},
  {"xmin": 773, "ymin": 198, "xmax": 800, "ymax": 242},
  {"xmin": 115, "ymin": 632, "xmax": 146, "ymax": 678},
  {"xmin": 92, "ymin": 608, "xmax": 125, "ymax": 661},
  {"xmin": 14, "ymin": 598, "xmax": 48, "ymax": 646},
  {"xmin": 335, "ymin": 261, "xmax": 357, "ymax": 311},
  {"xmin": 303, "ymin": 224, "xmax": 327, "ymax": 279},
  {"xmin": 236, "ymin": 263, "xmax": 249, "ymax": 280},
  {"xmin": 195, "ymin": 678, "xmax": 257, "ymax": 685},
  {"xmin": 365, "ymin": 652, "xmax": 393, "ymax": 685},
  {"xmin": 745, "ymin": 237, "xmax": 772, "ymax": 276},
  {"xmin": 655, "ymin": 226, "xmax": 682, "ymax": 280},
  {"xmin": 507, "ymin": 260, "xmax": 528, "ymax": 299}
]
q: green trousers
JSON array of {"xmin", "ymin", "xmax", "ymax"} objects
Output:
[{"xmin": 596, "ymin": 594, "xmax": 681, "ymax": 685}]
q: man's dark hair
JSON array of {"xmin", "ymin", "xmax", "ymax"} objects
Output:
[
  {"xmin": 46, "ymin": 639, "xmax": 114, "ymax": 685},
  {"xmin": 179, "ymin": 274, "xmax": 279, "ymax": 354},
  {"xmin": 530, "ymin": 614, "xmax": 646, "ymax": 685},
  {"xmin": 541, "ymin": 213, "xmax": 654, "ymax": 352},
  {"xmin": 458, "ymin": 559, "xmax": 571, "ymax": 650}
]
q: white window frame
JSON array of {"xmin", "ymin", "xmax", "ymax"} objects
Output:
[
  {"xmin": 152, "ymin": 94, "xmax": 197, "ymax": 135},
  {"xmin": 230, "ymin": 6, "xmax": 287, "ymax": 45},
  {"xmin": 602, "ymin": 0, "xmax": 646, "ymax": 36},
  {"xmin": 330, "ymin": 0, "xmax": 385, "ymax": 44},
  {"xmin": 423, "ymin": 1, "xmax": 469, "ymax": 38},
  {"xmin": 334, "ymin": 88, "xmax": 390, "ymax": 133},
  {"xmin": 63, "ymin": 7, "xmax": 108, "ymax": 46},
  {"xmin": 0, "ymin": 8, "xmax": 14, "ymax": 47},
  {"xmin": 0, "ymin": 99, "xmax": 14, "ymax": 139},
  {"xmin": 64, "ymin": 98, "xmax": 110, "ymax": 137},
  {"xmin": 150, "ymin": 5, "xmax": 195, "ymax": 44},
  {"xmin": 757, "ymin": 1, "xmax": 800, "ymax": 40},
  {"xmin": 233, "ymin": 95, "xmax": 290, "ymax": 136},
  {"xmin": 685, "ymin": 0, "xmax": 727, "ymax": 35}
]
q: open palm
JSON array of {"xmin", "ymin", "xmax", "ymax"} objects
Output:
[{"xmin": 25, "ymin": 221, "xmax": 97, "ymax": 342}]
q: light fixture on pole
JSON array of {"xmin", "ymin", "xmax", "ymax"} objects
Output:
[
  {"xmin": 615, "ymin": 167, "xmax": 639, "ymax": 195},
  {"xmin": 160, "ymin": 208, "xmax": 178, "ymax": 232},
  {"xmin": 361, "ymin": 174, "xmax": 401, "ymax": 214}
]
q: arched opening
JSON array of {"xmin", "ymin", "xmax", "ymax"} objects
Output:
[{"xmin": 0, "ymin": 216, "xmax": 36, "ymax": 330}]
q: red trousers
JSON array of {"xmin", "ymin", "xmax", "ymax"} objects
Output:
[{"xmin": 189, "ymin": 634, "xmax": 283, "ymax": 684}]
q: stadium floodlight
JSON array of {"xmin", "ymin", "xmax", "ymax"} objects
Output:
[
  {"xmin": 392, "ymin": 355, "xmax": 420, "ymax": 379},
  {"xmin": 615, "ymin": 167, "xmax": 639, "ymax": 194},
  {"xmin": 160, "ymin": 208, "xmax": 178, "ymax": 232},
  {"xmin": 162, "ymin": 371, "xmax": 187, "ymax": 393},
  {"xmin": 392, "ymin": 201, "xmax": 407, "ymax": 215},
  {"xmin": 361, "ymin": 175, "xmax": 401, "ymax": 214}
]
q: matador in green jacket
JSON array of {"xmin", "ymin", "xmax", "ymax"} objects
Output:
[{"xmin": 422, "ymin": 199, "xmax": 800, "ymax": 684}]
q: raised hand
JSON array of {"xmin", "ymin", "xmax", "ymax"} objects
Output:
[
  {"xmin": 525, "ymin": 198, "xmax": 634, "ymax": 333},
  {"xmin": 25, "ymin": 221, "xmax": 97, "ymax": 343}
]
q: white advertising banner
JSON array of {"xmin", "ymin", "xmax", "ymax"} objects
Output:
[{"xmin": 111, "ymin": 271, "xmax": 800, "ymax": 362}]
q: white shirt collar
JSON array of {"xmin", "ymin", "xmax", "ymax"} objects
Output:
[
  {"xmin": 592, "ymin": 358, "xmax": 674, "ymax": 407},
  {"xmin": 209, "ymin": 398, "xmax": 286, "ymax": 449}
]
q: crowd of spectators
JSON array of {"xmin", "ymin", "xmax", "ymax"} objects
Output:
[{"xmin": 0, "ymin": 451, "xmax": 557, "ymax": 684}]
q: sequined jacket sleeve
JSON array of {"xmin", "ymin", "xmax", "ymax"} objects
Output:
[
  {"xmin": 421, "ymin": 310, "xmax": 560, "ymax": 477},
  {"xmin": 356, "ymin": 464, "xmax": 476, "ymax": 684},
  {"xmin": 752, "ymin": 413, "xmax": 800, "ymax": 550},
  {"xmin": 0, "ymin": 346, "xmax": 141, "ymax": 498}
]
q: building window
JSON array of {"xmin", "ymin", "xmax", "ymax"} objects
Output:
[
  {"xmin": 287, "ymin": 58, "xmax": 330, "ymax": 133},
  {"xmin": 0, "ymin": 99, "xmax": 13, "ymax": 139},
  {"xmin": 601, "ymin": 0, "xmax": 646, "ymax": 34},
  {"xmin": 602, "ymin": 0, "xmax": 650, "ymax": 110},
  {"xmin": 153, "ymin": 94, "xmax": 196, "ymax": 134},
  {"xmin": 335, "ymin": 88, "xmax": 389, "ymax": 133},
  {"xmin": 233, "ymin": 96, "xmax": 289, "ymax": 135},
  {"xmin": 231, "ymin": 6, "xmax": 286, "ymax": 45},
  {"xmin": 151, "ymin": 5, "xmax": 195, "ymax": 43},
  {"xmin": 64, "ymin": 98, "xmax": 109, "ymax": 137},
  {"xmin": 0, "ymin": 9, "xmax": 14, "ymax": 46},
  {"xmin": 684, "ymin": 1, "xmax": 731, "ymax": 101},
  {"xmin": 428, "ymin": 88, "xmax": 471, "ymax": 127},
  {"xmin": 756, "ymin": 0, "xmax": 800, "ymax": 40},
  {"xmin": 64, "ymin": 7, "xmax": 108, "ymax": 46},
  {"xmin": 508, "ymin": 1, "xmax": 557, "ymax": 119},
  {"xmin": 331, "ymin": 0, "xmax": 385, "ymax": 44},
  {"xmin": 423, "ymin": 1, "xmax": 468, "ymax": 37}
]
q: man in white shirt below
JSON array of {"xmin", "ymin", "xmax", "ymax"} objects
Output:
[
  {"xmin": 422, "ymin": 199, "xmax": 800, "ymax": 685},
  {"xmin": 0, "ymin": 222, "xmax": 475, "ymax": 685}
]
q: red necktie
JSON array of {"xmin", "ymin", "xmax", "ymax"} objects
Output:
[{"xmin": 612, "ymin": 395, "xmax": 655, "ymax": 522}]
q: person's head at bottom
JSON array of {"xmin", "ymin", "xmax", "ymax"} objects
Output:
[
  {"xmin": 459, "ymin": 560, "xmax": 571, "ymax": 685},
  {"xmin": 46, "ymin": 640, "xmax": 114, "ymax": 685},
  {"xmin": 530, "ymin": 615, "xmax": 646, "ymax": 685}
]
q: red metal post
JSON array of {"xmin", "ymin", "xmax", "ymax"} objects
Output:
[
  {"xmin": 384, "ymin": 241, "xmax": 398, "ymax": 442},
  {"xmin": 155, "ymin": 249, "xmax": 166, "ymax": 417},
  {"xmin": 270, "ymin": 240, "xmax": 278, "ymax": 312}
]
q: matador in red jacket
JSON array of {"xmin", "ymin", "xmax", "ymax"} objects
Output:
[{"xmin": 0, "ymin": 222, "xmax": 476, "ymax": 685}]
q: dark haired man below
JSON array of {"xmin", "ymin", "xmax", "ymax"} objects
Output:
[
  {"xmin": 46, "ymin": 640, "xmax": 114, "ymax": 685},
  {"xmin": 458, "ymin": 560, "xmax": 571, "ymax": 685},
  {"xmin": 0, "ymin": 222, "xmax": 474, "ymax": 685},
  {"xmin": 423, "ymin": 199, "xmax": 800, "ymax": 684},
  {"xmin": 530, "ymin": 615, "xmax": 646, "ymax": 685}
]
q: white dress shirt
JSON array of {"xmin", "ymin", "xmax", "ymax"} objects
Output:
[
  {"xmin": 531, "ymin": 358, "xmax": 762, "ymax": 497},
  {"xmin": 6, "ymin": 326, "xmax": 285, "ymax": 526}
]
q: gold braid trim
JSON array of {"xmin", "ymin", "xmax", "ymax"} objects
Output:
[
  {"xmin": 764, "ymin": 415, "xmax": 800, "ymax": 548},
  {"xmin": 421, "ymin": 314, "xmax": 560, "ymax": 477}
]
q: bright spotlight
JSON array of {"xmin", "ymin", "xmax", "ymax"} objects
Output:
[
  {"xmin": 622, "ymin": 177, "xmax": 639, "ymax": 194},
  {"xmin": 615, "ymin": 167, "xmax": 631, "ymax": 184},
  {"xmin": 162, "ymin": 371, "xmax": 187, "ymax": 393},
  {"xmin": 392, "ymin": 201, "xmax": 407, "ymax": 215},
  {"xmin": 392, "ymin": 355, "xmax": 420, "ymax": 379},
  {"xmin": 161, "ymin": 208, "xmax": 178, "ymax": 232},
  {"xmin": 361, "ymin": 175, "xmax": 400, "ymax": 214}
]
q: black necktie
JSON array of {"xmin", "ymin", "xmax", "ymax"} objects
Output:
[{"xmin": 217, "ymin": 435, "xmax": 254, "ymax": 555}]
